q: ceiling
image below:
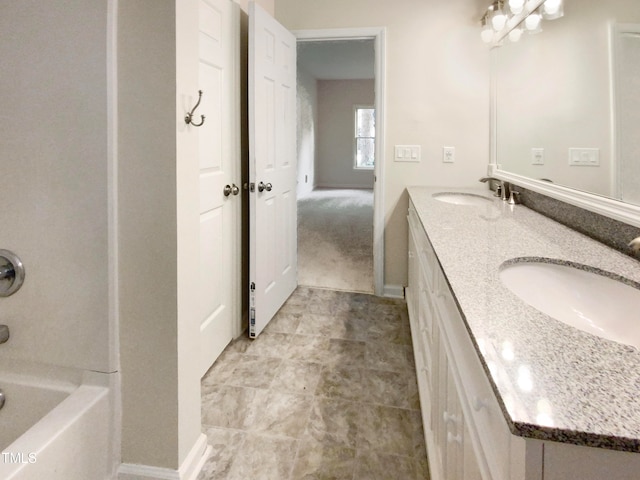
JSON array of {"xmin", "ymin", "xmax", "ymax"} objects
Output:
[{"xmin": 297, "ymin": 39, "xmax": 375, "ymax": 80}]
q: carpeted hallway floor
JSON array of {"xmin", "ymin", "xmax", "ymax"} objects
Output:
[{"xmin": 297, "ymin": 188, "xmax": 374, "ymax": 294}]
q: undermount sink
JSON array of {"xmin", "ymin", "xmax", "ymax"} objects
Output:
[
  {"xmin": 500, "ymin": 259, "xmax": 640, "ymax": 349},
  {"xmin": 432, "ymin": 192, "xmax": 492, "ymax": 206}
]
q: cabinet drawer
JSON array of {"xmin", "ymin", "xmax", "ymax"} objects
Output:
[{"xmin": 435, "ymin": 271, "xmax": 512, "ymax": 480}]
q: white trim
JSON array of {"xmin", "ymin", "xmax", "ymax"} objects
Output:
[
  {"xmin": 316, "ymin": 183, "xmax": 373, "ymax": 190},
  {"xmin": 118, "ymin": 434, "xmax": 211, "ymax": 480},
  {"xmin": 383, "ymin": 284, "xmax": 405, "ymax": 299},
  {"xmin": 294, "ymin": 27, "xmax": 386, "ymax": 297}
]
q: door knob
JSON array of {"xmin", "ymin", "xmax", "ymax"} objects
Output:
[
  {"xmin": 231, "ymin": 184, "xmax": 240, "ymax": 196},
  {"xmin": 258, "ymin": 181, "xmax": 272, "ymax": 192},
  {"xmin": 223, "ymin": 185, "xmax": 233, "ymax": 197}
]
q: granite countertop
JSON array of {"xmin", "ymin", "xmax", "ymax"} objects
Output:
[{"xmin": 407, "ymin": 186, "xmax": 640, "ymax": 452}]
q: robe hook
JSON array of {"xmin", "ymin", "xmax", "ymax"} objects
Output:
[{"xmin": 185, "ymin": 90, "xmax": 205, "ymax": 127}]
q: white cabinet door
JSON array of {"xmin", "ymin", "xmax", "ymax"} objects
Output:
[
  {"xmin": 198, "ymin": 0, "xmax": 239, "ymax": 376},
  {"xmin": 248, "ymin": 2, "xmax": 297, "ymax": 338}
]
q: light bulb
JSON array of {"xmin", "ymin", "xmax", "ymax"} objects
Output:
[
  {"xmin": 481, "ymin": 25, "xmax": 494, "ymax": 43},
  {"xmin": 508, "ymin": 27, "xmax": 523, "ymax": 42},
  {"xmin": 491, "ymin": 10, "xmax": 507, "ymax": 31},
  {"xmin": 544, "ymin": 0, "xmax": 561, "ymax": 15},
  {"xmin": 509, "ymin": 0, "xmax": 525, "ymax": 14},
  {"xmin": 525, "ymin": 12, "xmax": 541, "ymax": 31}
]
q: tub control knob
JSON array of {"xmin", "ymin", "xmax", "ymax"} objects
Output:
[
  {"xmin": 0, "ymin": 250, "xmax": 25, "ymax": 297},
  {"xmin": 0, "ymin": 325, "xmax": 8, "ymax": 344}
]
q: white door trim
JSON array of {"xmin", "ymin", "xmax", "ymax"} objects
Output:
[{"xmin": 293, "ymin": 27, "xmax": 386, "ymax": 297}]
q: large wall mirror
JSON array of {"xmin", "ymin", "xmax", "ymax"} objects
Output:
[{"xmin": 492, "ymin": 0, "xmax": 640, "ymax": 225}]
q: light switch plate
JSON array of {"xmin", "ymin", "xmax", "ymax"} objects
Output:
[
  {"xmin": 569, "ymin": 148, "xmax": 600, "ymax": 166},
  {"xmin": 394, "ymin": 145, "xmax": 421, "ymax": 162}
]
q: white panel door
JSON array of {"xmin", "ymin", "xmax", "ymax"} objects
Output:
[
  {"xmin": 248, "ymin": 2, "xmax": 297, "ymax": 338},
  {"xmin": 198, "ymin": 0, "xmax": 238, "ymax": 376}
]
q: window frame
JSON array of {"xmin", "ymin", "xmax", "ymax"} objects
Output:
[{"xmin": 353, "ymin": 105, "xmax": 375, "ymax": 171}]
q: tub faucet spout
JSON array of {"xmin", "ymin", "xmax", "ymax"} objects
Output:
[{"xmin": 0, "ymin": 324, "xmax": 8, "ymax": 344}]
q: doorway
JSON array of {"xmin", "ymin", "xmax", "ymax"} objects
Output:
[{"xmin": 294, "ymin": 28, "xmax": 386, "ymax": 295}]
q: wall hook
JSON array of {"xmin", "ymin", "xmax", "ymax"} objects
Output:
[{"xmin": 185, "ymin": 90, "xmax": 205, "ymax": 127}]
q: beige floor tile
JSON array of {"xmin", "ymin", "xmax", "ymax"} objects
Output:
[{"xmin": 200, "ymin": 287, "xmax": 429, "ymax": 480}]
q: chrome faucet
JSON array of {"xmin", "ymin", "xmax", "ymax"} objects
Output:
[
  {"xmin": 479, "ymin": 177, "xmax": 510, "ymax": 201},
  {"xmin": 0, "ymin": 325, "xmax": 8, "ymax": 344},
  {"xmin": 629, "ymin": 237, "xmax": 640, "ymax": 253}
]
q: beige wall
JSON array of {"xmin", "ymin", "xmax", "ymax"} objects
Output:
[
  {"xmin": 276, "ymin": 0, "xmax": 491, "ymax": 287},
  {"xmin": 118, "ymin": 0, "xmax": 182, "ymax": 469},
  {"xmin": 317, "ymin": 79, "xmax": 375, "ymax": 189},
  {"xmin": 0, "ymin": 0, "xmax": 112, "ymax": 372},
  {"xmin": 297, "ymin": 65, "xmax": 318, "ymax": 196}
]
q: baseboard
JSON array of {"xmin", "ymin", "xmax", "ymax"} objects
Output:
[
  {"xmin": 118, "ymin": 434, "xmax": 211, "ymax": 480},
  {"xmin": 383, "ymin": 284, "xmax": 405, "ymax": 299},
  {"xmin": 316, "ymin": 183, "xmax": 374, "ymax": 189}
]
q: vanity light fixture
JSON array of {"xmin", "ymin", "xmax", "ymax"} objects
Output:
[{"xmin": 480, "ymin": 0, "xmax": 563, "ymax": 45}]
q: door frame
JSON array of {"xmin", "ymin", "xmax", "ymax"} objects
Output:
[{"xmin": 293, "ymin": 27, "xmax": 386, "ymax": 297}]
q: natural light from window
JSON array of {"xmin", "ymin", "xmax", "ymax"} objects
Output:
[{"xmin": 354, "ymin": 106, "xmax": 375, "ymax": 169}]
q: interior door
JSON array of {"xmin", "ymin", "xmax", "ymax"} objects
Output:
[
  {"xmin": 198, "ymin": 0, "xmax": 238, "ymax": 375},
  {"xmin": 248, "ymin": 2, "xmax": 297, "ymax": 338}
]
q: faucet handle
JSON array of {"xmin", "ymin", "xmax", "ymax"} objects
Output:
[
  {"xmin": 629, "ymin": 237, "xmax": 640, "ymax": 253},
  {"xmin": 508, "ymin": 190, "xmax": 521, "ymax": 205}
]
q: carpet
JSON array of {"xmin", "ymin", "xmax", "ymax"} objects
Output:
[{"xmin": 297, "ymin": 188, "xmax": 374, "ymax": 293}]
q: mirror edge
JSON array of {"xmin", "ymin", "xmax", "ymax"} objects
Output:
[{"xmin": 491, "ymin": 166, "xmax": 640, "ymax": 228}]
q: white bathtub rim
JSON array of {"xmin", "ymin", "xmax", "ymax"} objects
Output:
[
  {"xmin": 118, "ymin": 433, "xmax": 212, "ymax": 480},
  {"xmin": 0, "ymin": 358, "xmax": 88, "ymax": 391},
  {"xmin": 1, "ymin": 384, "xmax": 109, "ymax": 477}
]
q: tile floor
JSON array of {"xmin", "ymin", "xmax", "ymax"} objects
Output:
[{"xmin": 198, "ymin": 287, "xmax": 429, "ymax": 480}]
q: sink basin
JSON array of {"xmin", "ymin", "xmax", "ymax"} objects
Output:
[
  {"xmin": 432, "ymin": 192, "xmax": 492, "ymax": 206},
  {"xmin": 499, "ymin": 259, "xmax": 640, "ymax": 349}
]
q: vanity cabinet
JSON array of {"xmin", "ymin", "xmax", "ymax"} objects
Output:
[
  {"xmin": 408, "ymin": 201, "xmax": 530, "ymax": 480},
  {"xmin": 407, "ymin": 197, "xmax": 640, "ymax": 480}
]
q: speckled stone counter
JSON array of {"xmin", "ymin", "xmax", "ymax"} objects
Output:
[{"xmin": 407, "ymin": 186, "xmax": 640, "ymax": 452}]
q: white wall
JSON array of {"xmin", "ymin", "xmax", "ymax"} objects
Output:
[
  {"xmin": 316, "ymin": 79, "xmax": 375, "ymax": 189},
  {"xmin": 297, "ymin": 65, "xmax": 318, "ymax": 197},
  {"xmin": 276, "ymin": 0, "xmax": 491, "ymax": 287}
]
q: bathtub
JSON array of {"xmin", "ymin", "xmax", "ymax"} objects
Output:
[{"xmin": 0, "ymin": 367, "xmax": 112, "ymax": 480}]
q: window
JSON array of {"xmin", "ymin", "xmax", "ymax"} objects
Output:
[{"xmin": 354, "ymin": 106, "xmax": 375, "ymax": 169}]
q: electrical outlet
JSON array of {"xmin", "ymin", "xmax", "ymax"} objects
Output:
[
  {"xmin": 443, "ymin": 146, "xmax": 455, "ymax": 163},
  {"xmin": 531, "ymin": 148, "xmax": 544, "ymax": 165}
]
